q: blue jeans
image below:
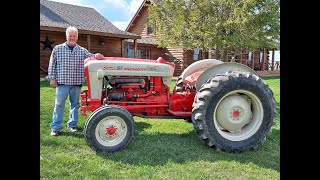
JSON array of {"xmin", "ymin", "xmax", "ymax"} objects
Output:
[{"xmin": 50, "ymin": 85, "xmax": 81, "ymax": 131}]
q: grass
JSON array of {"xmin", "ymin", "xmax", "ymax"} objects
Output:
[{"xmin": 40, "ymin": 76, "xmax": 280, "ymax": 180}]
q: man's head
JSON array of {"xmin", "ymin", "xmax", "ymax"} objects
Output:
[{"xmin": 66, "ymin": 26, "xmax": 78, "ymax": 46}]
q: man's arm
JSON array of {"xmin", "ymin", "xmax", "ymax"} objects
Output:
[
  {"xmin": 48, "ymin": 48, "xmax": 57, "ymax": 88},
  {"xmin": 84, "ymin": 48, "xmax": 104, "ymax": 59}
]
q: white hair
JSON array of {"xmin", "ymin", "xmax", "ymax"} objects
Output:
[{"xmin": 66, "ymin": 26, "xmax": 78, "ymax": 36}]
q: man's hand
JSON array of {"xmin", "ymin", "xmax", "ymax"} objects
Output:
[
  {"xmin": 50, "ymin": 79, "xmax": 58, "ymax": 88},
  {"xmin": 95, "ymin": 53, "xmax": 104, "ymax": 60}
]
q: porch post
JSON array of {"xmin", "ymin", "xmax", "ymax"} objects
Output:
[
  {"xmin": 87, "ymin": 35, "xmax": 91, "ymax": 51},
  {"xmin": 121, "ymin": 39, "xmax": 125, "ymax": 57},
  {"xmin": 262, "ymin": 48, "xmax": 267, "ymax": 70},
  {"xmin": 271, "ymin": 49, "xmax": 275, "ymax": 71},
  {"xmin": 134, "ymin": 39, "xmax": 138, "ymax": 58},
  {"xmin": 251, "ymin": 49, "xmax": 255, "ymax": 69}
]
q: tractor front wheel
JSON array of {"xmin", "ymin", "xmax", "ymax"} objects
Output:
[
  {"xmin": 84, "ymin": 105, "xmax": 134, "ymax": 152},
  {"xmin": 192, "ymin": 71, "xmax": 276, "ymax": 153}
]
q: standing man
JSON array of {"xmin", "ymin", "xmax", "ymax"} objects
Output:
[{"xmin": 48, "ymin": 26, "xmax": 104, "ymax": 136}]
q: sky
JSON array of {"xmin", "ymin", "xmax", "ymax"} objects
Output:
[{"xmin": 49, "ymin": 0, "xmax": 144, "ymax": 31}]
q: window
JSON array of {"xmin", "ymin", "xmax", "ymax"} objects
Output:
[
  {"xmin": 248, "ymin": 51, "xmax": 252, "ymax": 62},
  {"xmin": 138, "ymin": 49, "xmax": 151, "ymax": 59},
  {"xmin": 125, "ymin": 44, "xmax": 151, "ymax": 59},
  {"xmin": 259, "ymin": 51, "xmax": 263, "ymax": 63},
  {"xmin": 193, "ymin": 48, "xmax": 200, "ymax": 61},
  {"xmin": 125, "ymin": 44, "xmax": 134, "ymax": 58},
  {"xmin": 147, "ymin": 18, "xmax": 154, "ymax": 35}
]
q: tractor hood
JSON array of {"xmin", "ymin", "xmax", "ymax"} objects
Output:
[{"xmin": 84, "ymin": 57, "xmax": 175, "ymax": 86}]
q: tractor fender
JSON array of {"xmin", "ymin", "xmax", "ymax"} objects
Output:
[
  {"xmin": 195, "ymin": 62, "xmax": 257, "ymax": 90},
  {"xmin": 181, "ymin": 59, "xmax": 224, "ymax": 84}
]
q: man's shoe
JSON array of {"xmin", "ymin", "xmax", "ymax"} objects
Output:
[
  {"xmin": 50, "ymin": 130, "xmax": 59, "ymax": 136},
  {"xmin": 69, "ymin": 127, "xmax": 78, "ymax": 132}
]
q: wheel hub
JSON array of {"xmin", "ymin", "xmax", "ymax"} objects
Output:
[
  {"xmin": 97, "ymin": 116, "xmax": 126, "ymax": 145},
  {"xmin": 106, "ymin": 125, "xmax": 118, "ymax": 137},
  {"xmin": 232, "ymin": 108, "xmax": 240, "ymax": 119},
  {"xmin": 216, "ymin": 95, "xmax": 252, "ymax": 132}
]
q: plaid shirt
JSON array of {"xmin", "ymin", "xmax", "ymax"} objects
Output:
[{"xmin": 48, "ymin": 43, "xmax": 94, "ymax": 85}]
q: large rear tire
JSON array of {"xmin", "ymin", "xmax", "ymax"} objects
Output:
[
  {"xmin": 192, "ymin": 71, "xmax": 276, "ymax": 153},
  {"xmin": 84, "ymin": 105, "xmax": 134, "ymax": 152}
]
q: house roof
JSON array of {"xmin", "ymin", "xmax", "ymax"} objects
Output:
[
  {"xmin": 125, "ymin": 38, "xmax": 159, "ymax": 46},
  {"xmin": 40, "ymin": 0, "xmax": 141, "ymax": 39},
  {"xmin": 125, "ymin": 0, "xmax": 148, "ymax": 32},
  {"xmin": 125, "ymin": 0, "xmax": 161, "ymax": 31}
]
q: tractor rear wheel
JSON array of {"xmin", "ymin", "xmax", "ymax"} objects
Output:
[
  {"xmin": 84, "ymin": 105, "xmax": 134, "ymax": 152},
  {"xmin": 192, "ymin": 71, "xmax": 276, "ymax": 153}
]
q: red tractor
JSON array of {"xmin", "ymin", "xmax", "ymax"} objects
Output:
[{"xmin": 80, "ymin": 56, "xmax": 277, "ymax": 153}]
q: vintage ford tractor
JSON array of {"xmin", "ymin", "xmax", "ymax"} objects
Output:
[{"xmin": 80, "ymin": 56, "xmax": 276, "ymax": 153}]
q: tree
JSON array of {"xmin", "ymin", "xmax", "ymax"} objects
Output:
[{"xmin": 148, "ymin": 0, "xmax": 280, "ymax": 61}]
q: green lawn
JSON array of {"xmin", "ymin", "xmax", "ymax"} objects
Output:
[{"xmin": 40, "ymin": 76, "xmax": 280, "ymax": 179}]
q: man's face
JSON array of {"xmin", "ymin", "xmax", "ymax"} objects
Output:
[{"xmin": 66, "ymin": 31, "xmax": 78, "ymax": 46}]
